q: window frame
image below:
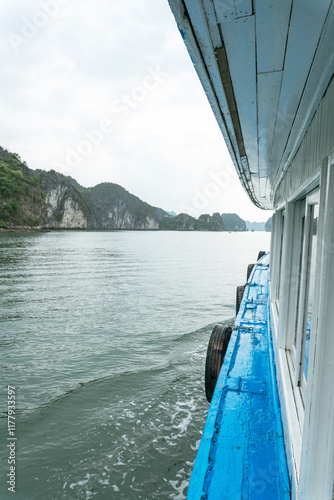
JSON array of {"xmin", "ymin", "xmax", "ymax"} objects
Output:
[
  {"xmin": 284, "ymin": 189, "xmax": 319, "ymax": 426},
  {"xmin": 295, "ymin": 195, "xmax": 319, "ymax": 397},
  {"xmin": 271, "ymin": 172, "xmax": 322, "ymax": 483},
  {"xmin": 271, "ymin": 208, "xmax": 286, "ymax": 323}
]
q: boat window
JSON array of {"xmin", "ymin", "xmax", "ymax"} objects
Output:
[
  {"xmin": 277, "ymin": 212, "xmax": 285, "ymax": 304},
  {"xmin": 300, "ymin": 202, "xmax": 319, "ymax": 387},
  {"xmin": 274, "ymin": 210, "xmax": 285, "ymax": 314},
  {"xmin": 284, "ymin": 187, "xmax": 319, "ymax": 426},
  {"xmin": 294, "ymin": 215, "xmax": 305, "ymax": 350},
  {"xmin": 293, "ymin": 189, "xmax": 319, "ymax": 405}
]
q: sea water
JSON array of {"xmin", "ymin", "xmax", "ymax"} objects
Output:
[{"xmin": 0, "ymin": 230, "xmax": 270, "ymax": 499}]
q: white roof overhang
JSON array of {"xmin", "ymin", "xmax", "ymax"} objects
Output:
[{"xmin": 169, "ymin": 0, "xmax": 334, "ymax": 209}]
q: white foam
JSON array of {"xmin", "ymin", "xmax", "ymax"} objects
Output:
[
  {"xmin": 69, "ymin": 479, "xmax": 88, "ymax": 489},
  {"xmin": 86, "ymin": 491, "xmax": 97, "ymax": 499},
  {"xmin": 169, "ymin": 479, "xmax": 189, "ymax": 500},
  {"xmin": 191, "ymin": 439, "xmax": 201, "ymax": 451},
  {"xmin": 99, "ymin": 478, "xmax": 109, "ymax": 485},
  {"xmin": 69, "ymin": 473, "xmax": 91, "ymax": 489}
]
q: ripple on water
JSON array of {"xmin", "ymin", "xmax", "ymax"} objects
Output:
[{"xmin": 0, "ymin": 231, "xmax": 271, "ymax": 499}]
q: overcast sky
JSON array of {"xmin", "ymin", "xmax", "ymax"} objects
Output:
[{"xmin": 0, "ymin": 0, "xmax": 271, "ymax": 222}]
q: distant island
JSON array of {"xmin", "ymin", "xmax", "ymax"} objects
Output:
[
  {"xmin": 0, "ymin": 146, "xmax": 271, "ymax": 232},
  {"xmin": 221, "ymin": 213, "xmax": 247, "ymax": 231}
]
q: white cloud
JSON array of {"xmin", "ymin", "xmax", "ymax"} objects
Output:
[{"xmin": 0, "ymin": 0, "xmax": 271, "ymax": 222}]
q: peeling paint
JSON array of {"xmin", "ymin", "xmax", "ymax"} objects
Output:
[{"xmin": 187, "ymin": 255, "xmax": 290, "ymax": 499}]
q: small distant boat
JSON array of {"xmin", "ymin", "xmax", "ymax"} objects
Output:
[{"xmin": 169, "ymin": 1, "xmax": 334, "ymax": 498}]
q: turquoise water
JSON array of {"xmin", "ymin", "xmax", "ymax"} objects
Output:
[{"xmin": 0, "ymin": 230, "xmax": 270, "ymax": 499}]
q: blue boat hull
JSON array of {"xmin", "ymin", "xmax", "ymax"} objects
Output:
[{"xmin": 188, "ymin": 255, "xmax": 290, "ymax": 499}]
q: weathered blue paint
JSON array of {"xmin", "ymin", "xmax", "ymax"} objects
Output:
[{"xmin": 188, "ymin": 254, "xmax": 290, "ymax": 499}]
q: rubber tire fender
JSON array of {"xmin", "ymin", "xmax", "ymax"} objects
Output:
[
  {"xmin": 257, "ymin": 250, "xmax": 266, "ymax": 261},
  {"xmin": 205, "ymin": 325, "xmax": 232, "ymax": 403},
  {"xmin": 236, "ymin": 284, "xmax": 246, "ymax": 315}
]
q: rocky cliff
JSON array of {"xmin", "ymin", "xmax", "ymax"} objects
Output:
[
  {"xmin": 196, "ymin": 213, "xmax": 225, "ymax": 231},
  {"xmin": 85, "ymin": 183, "xmax": 162, "ymax": 230},
  {"xmin": 0, "ymin": 147, "xmax": 45, "ymax": 228},
  {"xmin": 160, "ymin": 212, "xmax": 225, "ymax": 231},
  {"xmin": 245, "ymin": 220, "xmax": 266, "ymax": 231},
  {"xmin": 0, "ymin": 147, "xmax": 268, "ymax": 233},
  {"xmin": 36, "ymin": 169, "xmax": 90, "ymax": 229},
  {"xmin": 265, "ymin": 217, "xmax": 272, "ymax": 232},
  {"xmin": 221, "ymin": 213, "xmax": 247, "ymax": 231},
  {"xmin": 0, "ymin": 147, "xmax": 168, "ymax": 230},
  {"xmin": 159, "ymin": 213, "xmax": 196, "ymax": 230}
]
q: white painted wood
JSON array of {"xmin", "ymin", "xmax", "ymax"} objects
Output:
[
  {"xmin": 274, "ymin": 3, "xmax": 334, "ymax": 194},
  {"xmin": 212, "ymin": 0, "xmax": 235, "ymax": 23},
  {"xmin": 170, "ymin": 0, "xmax": 334, "ymax": 209},
  {"xmin": 257, "ymin": 176, "xmax": 271, "ymax": 205},
  {"xmin": 270, "ymin": 211, "xmax": 279, "ymax": 310},
  {"xmin": 257, "ymin": 71, "xmax": 282, "ymax": 180},
  {"xmin": 284, "ymin": 201, "xmax": 304, "ymax": 360},
  {"xmin": 213, "ymin": 0, "xmax": 252, "ymax": 23},
  {"xmin": 274, "ymin": 208, "xmax": 285, "ymax": 310},
  {"xmin": 271, "ymin": 337, "xmax": 300, "ymax": 494},
  {"xmin": 255, "ymin": 0, "xmax": 292, "ymax": 73},
  {"xmin": 222, "ymin": 16, "xmax": 258, "ymax": 177},
  {"xmin": 279, "ymin": 82, "xmax": 334, "ymax": 206},
  {"xmin": 276, "ymin": 202, "xmax": 294, "ymax": 350},
  {"xmin": 273, "ymin": 161, "xmax": 334, "ymax": 498},
  {"xmin": 202, "ymin": 0, "xmax": 222, "ymax": 49},
  {"xmin": 272, "ymin": 182, "xmax": 324, "ymax": 497},
  {"xmin": 299, "ymin": 159, "xmax": 334, "ymax": 499},
  {"xmin": 270, "ymin": 0, "xmax": 331, "ymax": 184},
  {"xmin": 282, "ymin": 169, "xmax": 321, "ymax": 207},
  {"xmin": 294, "ymin": 202, "xmax": 312, "ymax": 387},
  {"xmin": 269, "ymin": 210, "xmax": 277, "ymax": 273},
  {"xmin": 168, "ymin": 0, "xmax": 241, "ymax": 170}
]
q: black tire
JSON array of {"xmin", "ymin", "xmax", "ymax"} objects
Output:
[
  {"xmin": 205, "ymin": 325, "xmax": 232, "ymax": 403},
  {"xmin": 236, "ymin": 285, "xmax": 245, "ymax": 314},
  {"xmin": 247, "ymin": 264, "xmax": 256, "ymax": 282},
  {"xmin": 257, "ymin": 250, "xmax": 266, "ymax": 261}
]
